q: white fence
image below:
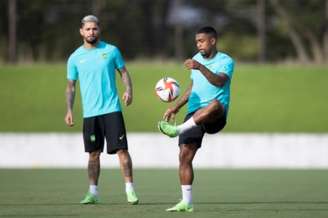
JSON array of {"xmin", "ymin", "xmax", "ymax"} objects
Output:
[{"xmin": 0, "ymin": 133, "xmax": 328, "ymax": 168}]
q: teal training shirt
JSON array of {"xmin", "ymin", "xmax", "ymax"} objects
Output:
[
  {"xmin": 67, "ymin": 41, "xmax": 125, "ymax": 118},
  {"xmin": 188, "ymin": 52, "xmax": 235, "ymax": 116}
]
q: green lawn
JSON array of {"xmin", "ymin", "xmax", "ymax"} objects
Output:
[
  {"xmin": 0, "ymin": 62, "xmax": 327, "ymax": 132},
  {"xmin": 0, "ymin": 169, "xmax": 328, "ymax": 218}
]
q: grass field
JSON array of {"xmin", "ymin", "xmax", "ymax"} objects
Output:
[
  {"xmin": 0, "ymin": 169, "xmax": 328, "ymax": 218},
  {"xmin": 0, "ymin": 62, "xmax": 327, "ymax": 132}
]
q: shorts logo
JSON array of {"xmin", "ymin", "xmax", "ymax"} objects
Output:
[
  {"xmin": 90, "ymin": 134, "xmax": 96, "ymax": 142},
  {"xmin": 119, "ymin": 134, "xmax": 125, "ymax": 141}
]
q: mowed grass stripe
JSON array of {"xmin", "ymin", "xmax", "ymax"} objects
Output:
[{"xmin": 0, "ymin": 169, "xmax": 328, "ymax": 218}]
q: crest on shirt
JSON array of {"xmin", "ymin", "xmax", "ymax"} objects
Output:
[{"xmin": 101, "ymin": 53, "xmax": 108, "ymax": 59}]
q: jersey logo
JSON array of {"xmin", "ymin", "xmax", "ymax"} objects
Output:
[
  {"xmin": 79, "ymin": 59, "xmax": 86, "ymax": 64},
  {"xmin": 101, "ymin": 53, "xmax": 108, "ymax": 59}
]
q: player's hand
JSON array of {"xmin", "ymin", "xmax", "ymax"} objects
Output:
[
  {"xmin": 65, "ymin": 111, "xmax": 74, "ymax": 127},
  {"xmin": 122, "ymin": 90, "xmax": 132, "ymax": 106},
  {"xmin": 163, "ymin": 107, "xmax": 178, "ymax": 122},
  {"xmin": 184, "ymin": 59, "xmax": 201, "ymax": 70}
]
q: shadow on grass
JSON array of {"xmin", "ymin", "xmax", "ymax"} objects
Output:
[
  {"xmin": 196, "ymin": 201, "xmax": 328, "ymax": 205},
  {"xmin": 139, "ymin": 201, "xmax": 328, "ymax": 212},
  {"xmin": 0, "ymin": 202, "xmax": 171, "ymax": 207},
  {"xmin": 2, "ymin": 200, "xmax": 328, "ymax": 207},
  {"xmin": 0, "ymin": 215, "xmax": 79, "ymax": 217}
]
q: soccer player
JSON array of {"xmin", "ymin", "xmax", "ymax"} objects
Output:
[
  {"xmin": 65, "ymin": 15, "xmax": 138, "ymax": 205},
  {"xmin": 158, "ymin": 26, "xmax": 235, "ymax": 212}
]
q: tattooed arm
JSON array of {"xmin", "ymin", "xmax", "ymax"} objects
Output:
[
  {"xmin": 117, "ymin": 66, "xmax": 133, "ymax": 106},
  {"xmin": 65, "ymin": 80, "xmax": 76, "ymax": 127}
]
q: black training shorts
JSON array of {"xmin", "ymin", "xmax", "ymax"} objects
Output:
[
  {"xmin": 178, "ymin": 112, "xmax": 226, "ymax": 148},
  {"xmin": 83, "ymin": 111, "xmax": 128, "ymax": 154}
]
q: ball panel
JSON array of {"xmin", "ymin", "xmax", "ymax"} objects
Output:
[{"xmin": 155, "ymin": 77, "xmax": 180, "ymax": 102}]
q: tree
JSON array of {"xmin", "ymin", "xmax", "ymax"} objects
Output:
[
  {"xmin": 270, "ymin": 0, "xmax": 328, "ymax": 63},
  {"xmin": 91, "ymin": 0, "xmax": 105, "ymax": 16},
  {"xmin": 257, "ymin": 0, "xmax": 267, "ymax": 62},
  {"xmin": 170, "ymin": 0, "xmax": 184, "ymax": 60},
  {"xmin": 324, "ymin": 0, "xmax": 328, "ymax": 60},
  {"xmin": 8, "ymin": 0, "xmax": 17, "ymax": 63}
]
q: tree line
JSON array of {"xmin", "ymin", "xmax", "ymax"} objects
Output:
[{"xmin": 1, "ymin": 0, "xmax": 328, "ymax": 64}]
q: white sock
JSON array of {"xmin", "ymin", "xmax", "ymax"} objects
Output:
[
  {"xmin": 181, "ymin": 185, "xmax": 192, "ymax": 205},
  {"xmin": 177, "ymin": 117, "xmax": 197, "ymax": 134},
  {"xmin": 125, "ymin": 182, "xmax": 135, "ymax": 193},
  {"xmin": 89, "ymin": 185, "xmax": 98, "ymax": 196}
]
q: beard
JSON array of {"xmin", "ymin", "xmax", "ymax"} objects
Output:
[
  {"xmin": 200, "ymin": 48, "xmax": 216, "ymax": 59},
  {"xmin": 85, "ymin": 36, "xmax": 98, "ymax": 44},
  {"xmin": 200, "ymin": 50, "xmax": 210, "ymax": 58}
]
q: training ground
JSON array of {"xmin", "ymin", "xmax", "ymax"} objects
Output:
[
  {"xmin": 1, "ymin": 133, "xmax": 328, "ymax": 218},
  {"xmin": 1, "ymin": 63, "xmax": 327, "ymax": 217}
]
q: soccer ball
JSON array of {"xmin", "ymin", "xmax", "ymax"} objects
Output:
[{"xmin": 155, "ymin": 77, "xmax": 180, "ymax": 102}]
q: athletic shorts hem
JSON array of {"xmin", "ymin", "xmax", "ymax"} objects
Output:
[
  {"xmin": 178, "ymin": 112, "xmax": 226, "ymax": 148},
  {"xmin": 83, "ymin": 111, "xmax": 128, "ymax": 154}
]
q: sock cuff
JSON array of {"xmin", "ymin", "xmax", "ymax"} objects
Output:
[
  {"xmin": 181, "ymin": 185, "xmax": 192, "ymax": 190},
  {"xmin": 89, "ymin": 185, "xmax": 98, "ymax": 195},
  {"xmin": 125, "ymin": 182, "xmax": 134, "ymax": 192}
]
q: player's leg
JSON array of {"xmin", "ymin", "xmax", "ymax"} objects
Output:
[
  {"xmin": 166, "ymin": 114, "xmax": 204, "ymax": 212},
  {"xmin": 88, "ymin": 150, "xmax": 101, "ymax": 190},
  {"xmin": 166, "ymin": 144, "xmax": 197, "ymax": 212},
  {"xmin": 81, "ymin": 116, "xmax": 104, "ymax": 204},
  {"xmin": 192, "ymin": 99, "xmax": 224, "ymax": 124},
  {"xmin": 104, "ymin": 112, "xmax": 139, "ymax": 204},
  {"xmin": 117, "ymin": 149, "xmax": 133, "ymax": 182},
  {"xmin": 159, "ymin": 99, "xmax": 224, "ymax": 137},
  {"xmin": 116, "ymin": 149, "xmax": 138, "ymax": 204},
  {"xmin": 117, "ymin": 149, "xmax": 139, "ymax": 204},
  {"xmin": 179, "ymin": 144, "xmax": 198, "ymax": 185},
  {"xmin": 179, "ymin": 143, "xmax": 198, "ymax": 203}
]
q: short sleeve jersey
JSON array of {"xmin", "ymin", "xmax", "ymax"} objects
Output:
[
  {"xmin": 67, "ymin": 41, "xmax": 125, "ymax": 118},
  {"xmin": 188, "ymin": 52, "xmax": 235, "ymax": 116}
]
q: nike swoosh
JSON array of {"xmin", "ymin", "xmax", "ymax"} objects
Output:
[{"xmin": 119, "ymin": 135, "xmax": 125, "ymax": 140}]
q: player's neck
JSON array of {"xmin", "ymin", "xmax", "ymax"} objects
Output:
[
  {"xmin": 202, "ymin": 49, "xmax": 217, "ymax": 59},
  {"xmin": 83, "ymin": 40, "xmax": 100, "ymax": 49}
]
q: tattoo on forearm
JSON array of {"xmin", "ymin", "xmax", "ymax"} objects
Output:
[
  {"xmin": 122, "ymin": 72, "xmax": 133, "ymax": 94},
  {"xmin": 66, "ymin": 86, "xmax": 75, "ymax": 111}
]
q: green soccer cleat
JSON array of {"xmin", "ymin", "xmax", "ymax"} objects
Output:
[
  {"xmin": 166, "ymin": 200, "xmax": 193, "ymax": 212},
  {"xmin": 158, "ymin": 121, "xmax": 179, "ymax": 137},
  {"xmin": 127, "ymin": 191, "xmax": 139, "ymax": 205},
  {"xmin": 80, "ymin": 192, "xmax": 99, "ymax": 204}
]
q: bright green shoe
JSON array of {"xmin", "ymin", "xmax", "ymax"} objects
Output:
[
  {"xmin": 127, "ymin": 191, "xmax": 139, "ymax": 205},
  {"xmin": 166, "ymin": 200, "xmax": 193, "ymax": 212},
  {"xmin": 158, "ymin": 121, "xmax": 179, "ymax": 137},
  {"xmin": 80, "ymin": 192, "xmax": 99, "ymax": 204}
]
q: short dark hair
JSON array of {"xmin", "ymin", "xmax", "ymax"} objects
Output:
[{"xmin": 196, "ymin": 26, "xmax": 218, "ymax": 39}]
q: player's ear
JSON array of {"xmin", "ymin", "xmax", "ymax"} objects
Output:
[
  {"xmin": 79, "ymin": 28, "xmax": 83, "ymax": 37},
  {"xmin": 210, "ymin": 37, "xmax": 216, "ymax": 46}
]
